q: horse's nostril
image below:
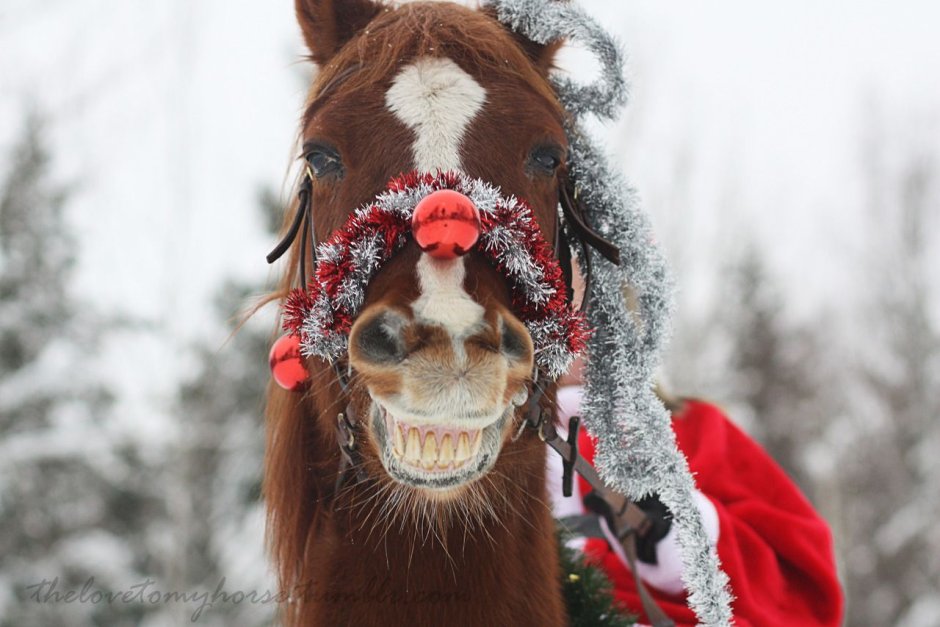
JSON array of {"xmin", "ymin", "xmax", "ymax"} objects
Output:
[
  {"xmin": 355, "ymin": 311, "xmax": 406, "ymax": 364},
  {"xmin": 500, "ymin": 318, "xmax": 530, "ymax": 361}
]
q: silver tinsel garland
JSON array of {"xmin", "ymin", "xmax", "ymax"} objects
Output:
[
  {"xmin": 294, "ymin": 173, "xmax": 587, "ymax": 378},
  {"xmin": 485, "ymin": 0, "xmax": 735, "ymax": 624}
]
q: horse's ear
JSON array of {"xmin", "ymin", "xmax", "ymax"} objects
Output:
[{"xmin": 295, "ymin": 0, "xmax": 384, "ymax": 65}]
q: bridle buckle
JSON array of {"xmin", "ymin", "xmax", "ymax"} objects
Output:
[{"xmin": 335, "ymin": 411, "xmax": 356, "ymax": 454}]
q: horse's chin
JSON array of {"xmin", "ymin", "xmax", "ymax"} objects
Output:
[{"xmin": 367, "ymin": 401, "xmax": 513, "ymax": 496}]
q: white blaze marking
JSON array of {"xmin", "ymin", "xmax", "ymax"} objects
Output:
[
  {"xmin": 385, "ymin": 57, "xmax": 487, "ymax": 172},
  {"xmin": 412, "ymin": 255, "xmax": 484, "ymax": 337},
  {"xmin": 387, "ymin": 57, "xmax": 488, "ymax": 337}
]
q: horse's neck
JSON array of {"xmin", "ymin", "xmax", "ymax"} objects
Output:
[{"xmin": 303, "ymin": 443, "xmax": 567, "ymax": 627}]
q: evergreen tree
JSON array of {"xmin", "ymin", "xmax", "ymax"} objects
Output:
[
  {"xmin": 0, "ymin": 117, "xmax": 162, "ymax": 626},
  {"xmin": 163, "ymin": 188, "xmax": 282, "ymax": 625}
]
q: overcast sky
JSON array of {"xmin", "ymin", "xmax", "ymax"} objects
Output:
[{"xmin": 1, "ymin": 0, "xmax": 938, "ymax": 362}]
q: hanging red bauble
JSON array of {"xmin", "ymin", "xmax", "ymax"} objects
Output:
[
  {"xmin": 269, "ymin": 334, "xmax": 309, "ymax": 391},
  {"xmin": 411, "ymin": 189, "xmax": 481, "ymax": 259}
]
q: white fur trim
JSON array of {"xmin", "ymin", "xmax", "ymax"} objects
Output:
[
  {"xmin": 601, "ymin": 488, "xmax": 720, "ymax": 596},
  {"xmin": 555, "ymin": 385, "xmax": 584, "ymax": 430},
  {"xmin": 385, "ymin": 57, "xmax": 487, "ymax": 172}
]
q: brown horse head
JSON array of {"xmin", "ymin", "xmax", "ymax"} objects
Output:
[
  {"xmin": 265, "ymin": 2, "xmax": 571, "ymax": 623},
  {"xmin": 280, "ymin": 0, "xmax": 567, "ymax": 489}
]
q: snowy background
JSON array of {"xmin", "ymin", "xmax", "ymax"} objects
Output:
[{"xmin": 1, "ymin": 1, "xmax": 938, "ymax": 625}]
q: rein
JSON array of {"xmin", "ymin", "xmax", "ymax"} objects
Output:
[
  {"xmin": 267, "ymin": 168, "xmax": 674, "ymax": 627},
  {"xmin": 522, "ymin": 377, "xmax": 675, "ymax": 627}
]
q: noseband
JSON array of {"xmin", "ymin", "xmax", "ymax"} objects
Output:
[{"xmin": 266, "ymin": 165, "xmax": 675, "ymax": 627}]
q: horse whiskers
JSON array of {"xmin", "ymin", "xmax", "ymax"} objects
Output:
[
  {"xmin": 485, "ymin": 469, "xmax": 541, "ymax": 537},
  {"xmin": 358, "ymin": 482, "xmax": 398, "ymax": 543},
  {"xmin": 340, "ymin": 469, "xmax": 520, "ymax": 560},
  {"xmin": 323, "ymin": 385, "xmax": 558, "ymax": 586}
]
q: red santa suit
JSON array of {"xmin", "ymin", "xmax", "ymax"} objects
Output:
[{"xmin": 549, "ymin": 386, "xmax": 844, "ymax": 626}]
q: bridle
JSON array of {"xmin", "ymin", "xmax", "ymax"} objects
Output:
[{"xmin": 266, "ymin": 162, "xmax": 675, "ymax": 627}]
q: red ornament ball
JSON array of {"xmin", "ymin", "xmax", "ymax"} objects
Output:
[
  {"xmin": 269, "ymin": 334, "xmax": 309, "ymax": 391},
  {"xmin": 411, "ymin": 189, "xmax": 481, "ymax": 259}
]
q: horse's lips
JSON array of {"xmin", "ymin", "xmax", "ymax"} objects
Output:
[{"xmin": 369, "ymin": 402, "xmax": 510, "ymax": 489}]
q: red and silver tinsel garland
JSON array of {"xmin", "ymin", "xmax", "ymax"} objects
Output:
[{"xmin": 282, "ymin": 171, "xmax": 589, "ymax": 378}]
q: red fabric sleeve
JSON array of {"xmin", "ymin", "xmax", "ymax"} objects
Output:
[{"xmin": 576, "ymin": 400, "xmax": 843, "ymax": 626}]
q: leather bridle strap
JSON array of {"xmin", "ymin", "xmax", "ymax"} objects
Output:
[
  {"xmin": 265, "ymin": 168, "xmax": 366, "ymax": 490},
  {"xmin": 266, "ymin": 168, "xmax": 314, "ymax": 267},
  {"xmin": 265, "ymin": 168, "xmax": 368, "ymax": 493},
  {"xmin": 554, "ymin": 168, "xmax": 622, "ymax": 321},
  {"xmin": 582, "ymin": 488, "xmax": 676, "ymax": 627},
  {"xmin": 330, "ymin": 360, "xmax": 371, "ymax": 492},
  {"xmin": 558, "ymin": 169, "xmax": 621, "ymax": 267},
  {"xmin": 523, "ymin": 380, "xmax": 675, "ymax": 627}
]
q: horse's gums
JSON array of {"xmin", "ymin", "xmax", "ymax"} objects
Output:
[{"xmin": 263, "ymin": 2, "xmax": 571, "ymax": 625}]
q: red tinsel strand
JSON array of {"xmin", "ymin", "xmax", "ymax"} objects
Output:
[
  {"xmin": 282, "ymin": 287, "xmax": 313, "ymax": 335},
  {"xmin": 280, "ymin": 171, "xmax": 590, "ymax": 369}
]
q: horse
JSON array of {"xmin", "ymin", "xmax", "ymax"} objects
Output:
[{"xmin": 264, "ymin": 2, "xmax": 583, "ymax": 625}]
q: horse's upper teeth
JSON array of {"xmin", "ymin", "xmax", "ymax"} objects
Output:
[
  {"xmin": 422, "ymin": 433, "xmax": 438, "ymax": 470},
  {"xmin": 385, "ymin": 410, "xmax": 484, "ymax": 472},
  {"xmin": 406, "ymin": 428, "xmax": 421, "ymax": 462},
  {"xmin": 456, "ymin": 432, "xmax": 471, "ymax": 462},
  {"xmin": 439, "ymin": 434, "xmax": 454, "ymax": 465},
  {"xmin": 394, "ymin": 425, "xmax": 406, "ymax": 456}
]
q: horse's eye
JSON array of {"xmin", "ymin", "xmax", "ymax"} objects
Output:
[
  {"xmin": 305, "ymin": 145, "xmax": 343, "ymax": 179},
  {"xmin": 528, "ymin": 145, "xmax": 563, "ymax": 176}
]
